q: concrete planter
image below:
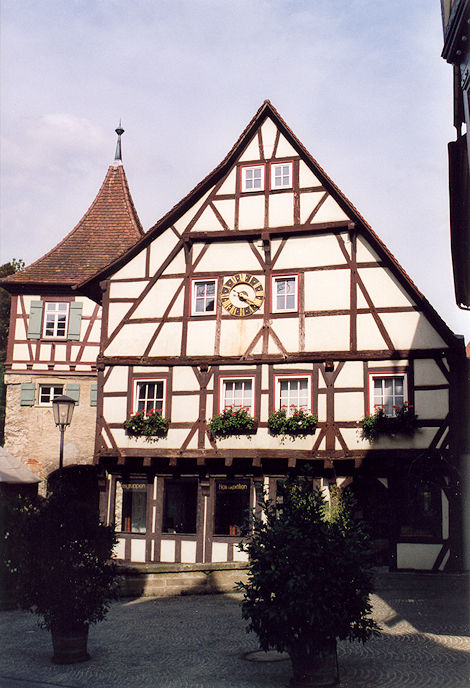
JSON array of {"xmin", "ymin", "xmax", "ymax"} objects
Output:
[
  {"xmin": 289, "ymin": 638, "xmax": 339, "ymax": 687},
  {"xmin": 51, "ymin": 624, "xmax": 90, "ymax": 664}
]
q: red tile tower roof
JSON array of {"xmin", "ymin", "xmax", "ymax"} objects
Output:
[{"xmin": 2, "ymin": 148, "xmax": 143, "ymax": 288}]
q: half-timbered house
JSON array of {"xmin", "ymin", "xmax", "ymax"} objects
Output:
[
  {"xmin": 78, "ymin": 102, "xmax": 466, "ymax": 571},
  {"xmin": 1, "ymin": 129, "xmax": 143, "ymax": 483}
]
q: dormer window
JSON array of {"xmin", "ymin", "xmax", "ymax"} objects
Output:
[
  {"xmin": 271, "ymin": 162, "xmax": 292, "ymax": 189},
  {"xmin": 241, "ymin": 165, "xmax": 265, "ymax": 192}
]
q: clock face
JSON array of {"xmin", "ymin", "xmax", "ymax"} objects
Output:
[{"xmin": 221, "ymin": 273, "xmax": 264, "ymax": 317}]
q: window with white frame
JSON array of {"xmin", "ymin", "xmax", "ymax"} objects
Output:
[
  {"xmin": 275, "ymin": 375, "xmax": 311, "ymax": 415},
  {"xmin": 192, "ymin": 279, "xmax": 217, "ymax": 315},
  {"xmin": 272, "ymin": 275, "xmax": 298, "ymax": 312},
  {"xmin": 134, "ymin": 379, "xmax": 166, "ymax": 414},
  {"xmin": 43, "ymin": 302, "xmax": 69, "ymax": 338},
  {"xmin": 220, "ymin": 377, "xmax": 254, "ymax": 414},
  {"xmin": 241, "ymin": 165, "xmax": 265, "ymax": 192},
  {"xmin": 369, "ymin": 373, "xmax": 407, "ymax": 416},
  {"xmin": 271, "ymin": 162, "xmax": 292, "ymax": 189},
  {"xmin": 38, "ymin": 384, "xmax": 64, "ymax": 405}
]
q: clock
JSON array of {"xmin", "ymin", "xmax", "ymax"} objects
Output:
[{"xmin": 221, "ymin": 273, "xmax": 264, "ymax": 317}]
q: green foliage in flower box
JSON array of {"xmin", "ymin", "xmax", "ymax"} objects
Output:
[
  {"xmin": 360, "ymin": 403, "xmax": 418, "ymax": 442},
  {"xmin": 209, "ymin": 407, "xmax": 256, "ymax": 437},
  {"xmin": 123, "ymin": 409, "xmax": 170, "ymax": 437},
  {"xmin": 268, "ymin": 406, "xmax": 317, "ymax": 437}
]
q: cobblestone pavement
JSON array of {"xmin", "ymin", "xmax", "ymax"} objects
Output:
[{"xmin": 0, "ymin": 573, "xmax": 468, "ymax": 688}]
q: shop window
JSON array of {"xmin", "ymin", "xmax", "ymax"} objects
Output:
[
  {"xmin": 369, "ymin": 373, "xmax": 407, "ymax": 415},
  {"xmin": 116, "ymin": 480, "xmax": 147, "ymax": 534},
  {"xmin": 220, "ymin": 376, "xmax": 254, "ymax": 414},
  {"xmin": 134, "ymin": 379, "xmax": 166, "ymax": 414},
  {"xmin": 241, "ymin": 164, "xmax": 265, "ymax": 192},
  {"xmin": 192, "ymin": 279, "xmax": 217, "ymax": 315},
  {"xmin": 214, "ymin": 479, "xmax": 251, "ymax": 536},
  {"xmin": 271, "ymin": 162, "xmax": 292, "ymax": 189},
  {"xmin": 398, "ymin": 481, "xmax": 442, "ymax": 540},
  {"xmin": 274, "ymin": 374, "xmax": 311, "ymax": 415},
  {"xmin": 162, "ymin": 479, "xmax": 198, "ymax": 534},
  {"xmin": 272, "ymin": 275, "xmax": 298, "ymax": 312}
]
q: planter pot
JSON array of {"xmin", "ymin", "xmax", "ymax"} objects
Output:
[
  {"xmin": 51, "ymin": 624, "xmax": 90, "ymax": 664},
  {"xmin": 289, "ymin": 638, "xmax": 339, "ymax": 687}
]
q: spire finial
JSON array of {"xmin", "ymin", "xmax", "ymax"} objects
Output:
[{"xmin": 114, "ymin": 120, "xmax": 124, "ymax": 163}]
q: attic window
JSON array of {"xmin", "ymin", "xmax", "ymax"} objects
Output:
[
  {"xmin": 271, "ymin": 162, "xmax": 292, "ymax": 189},
  {"xmin": 241, "ymin": 165, "xmax": 265, "ymax": 192},
  {"xmin": 43, "ymin": 302, "xmax": 69, "ymax": 339}
]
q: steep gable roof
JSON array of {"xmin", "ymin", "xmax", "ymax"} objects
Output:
[
  {"xmin": 2, "ymin": 163, "xmax": 143, "ymax": 290},
  {"xmin": 79, "ymin": 101, "xmax": 460, "ymax": 349}
]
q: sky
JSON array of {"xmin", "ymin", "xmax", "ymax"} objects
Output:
[{"xmin": 1, "ymin": 0, "xmax": 468, "ymax": 339}]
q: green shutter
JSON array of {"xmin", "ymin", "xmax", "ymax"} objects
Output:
[
  {"xmin": 27, "ymin": 301, "xmax": 44, "ymax": 339},
  {"xmin": 67, "ymin": 301, "xmax": 83, "ymax": 340},
  {"xmin": 20, "ymin": 383, "xmax": 35, "ymax": 406},
  {"xmin": 90, "ymin": 383, "xmax": 97, "ymax": 407},
  {"xmin": 66, "ymin": 383, "xmax": 80, "ymax": 405}
]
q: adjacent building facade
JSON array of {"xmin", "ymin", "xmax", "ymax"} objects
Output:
[{"xmin": 3, "ymin": 104, "xmax": 466, "ymax": 570}]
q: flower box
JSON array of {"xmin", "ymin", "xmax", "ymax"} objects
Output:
[
  {"xmin": 123, "ymin": 410, "xmax": 170, "ymax": 437},
  {"xmin": 209, "ymin": 407, "xmax": 256, "ymax": 438},
  {"xmin": 360, "ymin": 403, "xmax": 418, "ymax": 442},
  {"xmin": 268, "ymin": 406, "xmax": 317, "ymax": 437}
]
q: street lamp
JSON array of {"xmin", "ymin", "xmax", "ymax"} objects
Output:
[{"xmin": 52, "ymin": 395, "xmax": 75, "ymax": 470}]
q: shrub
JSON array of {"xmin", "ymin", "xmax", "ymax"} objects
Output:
[
  {"xmin": 360, "ymin": 403, "xmax": 418, "ymax": 441},
  {"xmin": 124, "ymin": 409, "xmax": 170, "ymax": 437}
]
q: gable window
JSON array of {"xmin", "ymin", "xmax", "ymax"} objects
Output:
[
  {"xmin": 192, "ymin": 279, "xmax": 217, "ymax": 315},
  {"xmin": 134, "ymin": 378, "xmax": 166, "ymax": 415},
  {"xmin": 241, "ymin": 165, "xmax": 265, "ymax": 192},
  {"xmin": 38, "ymin": 384, "xmax": 64, "ymax": 406},
  {"xmin": 220, "ymin": 376, "xmax": 254, "ymax": 414},
  {"xmin": 369, "ymin": 373, "xmax": 407, "ymax": 416},
  {"xmin": 274, "ymin": 374, "xmax": 311, "ymax": 415},
  {"xmin": 43, "ymin": 302, "xmax": 69, "ymax": 338},
  {"xmin": 271, "ymin": 162, "xmax": 293, "ymax": 189},
  {"xmin": 272, "ymin": 275, "xmax": 298, "ymax": 312}
]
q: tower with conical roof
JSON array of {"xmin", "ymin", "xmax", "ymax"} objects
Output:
[{"xmin": 1, "ymin": 126, "xmax": 143, "ymax": 485}]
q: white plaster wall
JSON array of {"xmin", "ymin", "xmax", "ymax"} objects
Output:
[
  {"xmin": 299, "ymin": 162, "xmax": 322, "ymax": 188},
  {"xmin": 172, "ymin": 367, "xmax": 198, "ymax": 392},
  {"xmin": 334, "ymin": 361, "xmax": 364, "ymax": 387},
  {"xmin": 304, "ymin": 315, "xmax": 349, "ymax": 351},
  {"xmin": 212, "ymin": 199, "xmax": 235, "ymax": 230},
  {"xmin": 174, "ymin": 190, "xmax": 211, "ymax": 234},
  {"xmin": 15, "ymin": 318, "xmax": 27, "ymax": 341},
  {"xmin": 161, "ymin": 540, "xmax": 176, "ymax": 562},
  {"xmin": 110, "ymin": 281, "xmax": 147, "ymax": 299},
  {"xmin": 356, "ymin": 314, "xmax": 389, "ymax": 350},
  {"xmin": 260, "ymin": 118, "xmax": 277, "ymax": 158},
  {"xmin": 238, "ymin": 195, "xmax": 265, "ymax": 230},
  {"xmin": 381, "ymin": 312, "xmax": 447, "ymax": 349},
  {"xmin": 103, "ymin": 396, "xmax": 127, "ymax": 424},
  {"xmin": 334, "ymin": 392, "xmax": 364, "ymax": 421},
  {"xmin": 13, "ymin": 344, "xmax": 30, "ymax": 360},
  {"xmin": 414, "ymin": 389, "xmax": 448, "ymax": 419},
  {"xmin": 312, "ymin": 196, "xmax": 349, "ymax": 223},
  {"xmin": 186, "ymin": 321, "xmax": 218, "ymax": 356},
  {"xmin": 357, "ymin": 267, "xmax": 414, "ymax": 308},
  {"xmin": 270, "ymin": 318, "xmax": 299, "ymax": 353},
  {"xmin": 414, "ymin": 359, "xmax": 449, "ymax": 386},
  {"xmin": 114, "ymin": 539, "xmax": 126, "ymax": 560},
  {"xmin": 133, "ymin": 279, "xmax": 184, "ymax": 319},
  {"xmin": 104, "ymin": 366, "xmax": 128, "ymax": 392},
  {"xmin": 304, "ymin": 270, "xmax": 350, "ymax": 311},
  {"xmin": 300, "ymin": 192, "xmax": 326, "ymax": 224},
  {"xmin": 130, "ymin": 539, "xmax": 146, "ymax": 563},
  {"xmin": 274, "ymin": 235, "xmax": 347, "ymax": 269},
  {"xmin": 217, "ymin": 168, "xmax": 236, "ymax": 195},
  {"xmin": 112, "ymin": 250, "xmax": 146, "ymax": 281},
  {"xmin": 171, "ymin": 395, "xmax": 199, "ymax": 423},
  {"xmin": 148, "ymin": 230, "xmax": 182, "ymax": 276},
  {"xmin": 195, "ymin": 242, "xmax": 262, "ymax": 273},
  {"xmin": 148, "ymin": 323, "xmax": 183, "ymax": 356},
  {"xmin": 396, "ymin": 543, "xmax": 442, "ymax": 570},
  {"xmin": 107, "ymin": 302, "xmax": 133, "ymax": 338},
  {"xmin": 233, "ymin": 547, "xmax": 249, "ymax": 562},
  {"xmin": 219, "ymin": 318, "xmax": 263, "ymax": 356},
  {"xmin": 275, "ymin": 134, "xmax": 296, "ymax": 158},
  {"xmin": 192, "ymin": 205, "xmax": 222, "ymax": 232},
  {"xmin": 105, "ymin": 323, "xmax": 156, "ymax": 356},
  {"xmin": 238, "ymin": 135, "xmax": 260, "ymax": 162},
  {"xmin": 181, "ymin": 540, "xmax": 197, "ymax": 563},
  {"xmin": 269, "ymin": 193, "xmax": 294, "ymax": 227},
  {"xmin": 356, "ymin": 236, "xmax": 380, "ymax": 262},
  {"xmin": 212, "ymin": 542, "xmax": 228, "ymax": 561}
]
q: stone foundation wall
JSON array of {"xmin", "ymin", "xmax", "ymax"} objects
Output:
[
  {"xmin": 4, "ymin": 373, "xmax": 97, "ymax": 485},
  {"xmin": 117, "ymin": 562, "xmax": 249, "ymax": 598}
]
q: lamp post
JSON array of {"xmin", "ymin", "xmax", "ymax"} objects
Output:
[{"xmin": 52, "ymin": 395, "xmax": 75, "ymax": 470}]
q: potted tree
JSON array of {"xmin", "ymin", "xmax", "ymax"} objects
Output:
[
  {"xmin": 4, "ymin": 478, "xmax": 117, "ymax": 664},
  {"xmin": 237, "ymin": 475, "xmax": 379, "ymax": 687}
]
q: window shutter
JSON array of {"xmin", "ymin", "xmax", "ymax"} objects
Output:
[
  {"xmin": 66, "ymin": 383, "xmax": 80, "ymax": 405},
  {"xmin": 90, "ymin": 383, "xmax": 97, "ymax": 407},
  {"xmin": 67, "ymin": 302, "xmax": 83, "ymax": 340},
  {"xmin": 20, "ymin": 383, "xmax": 35, "ymax": 406},
  {"xmin": 27, "ymin": 301, "xmax": 44, "ymax": 339}
]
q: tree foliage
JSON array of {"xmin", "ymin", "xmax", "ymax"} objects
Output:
[{"xmin": 237, "ymin": 474, "xmax": 379, "ymax": 655}]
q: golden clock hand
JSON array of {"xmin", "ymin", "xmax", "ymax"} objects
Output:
[{"xmin": 238, "ymin": 292, "xmax": 259, "ymax": 307}]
